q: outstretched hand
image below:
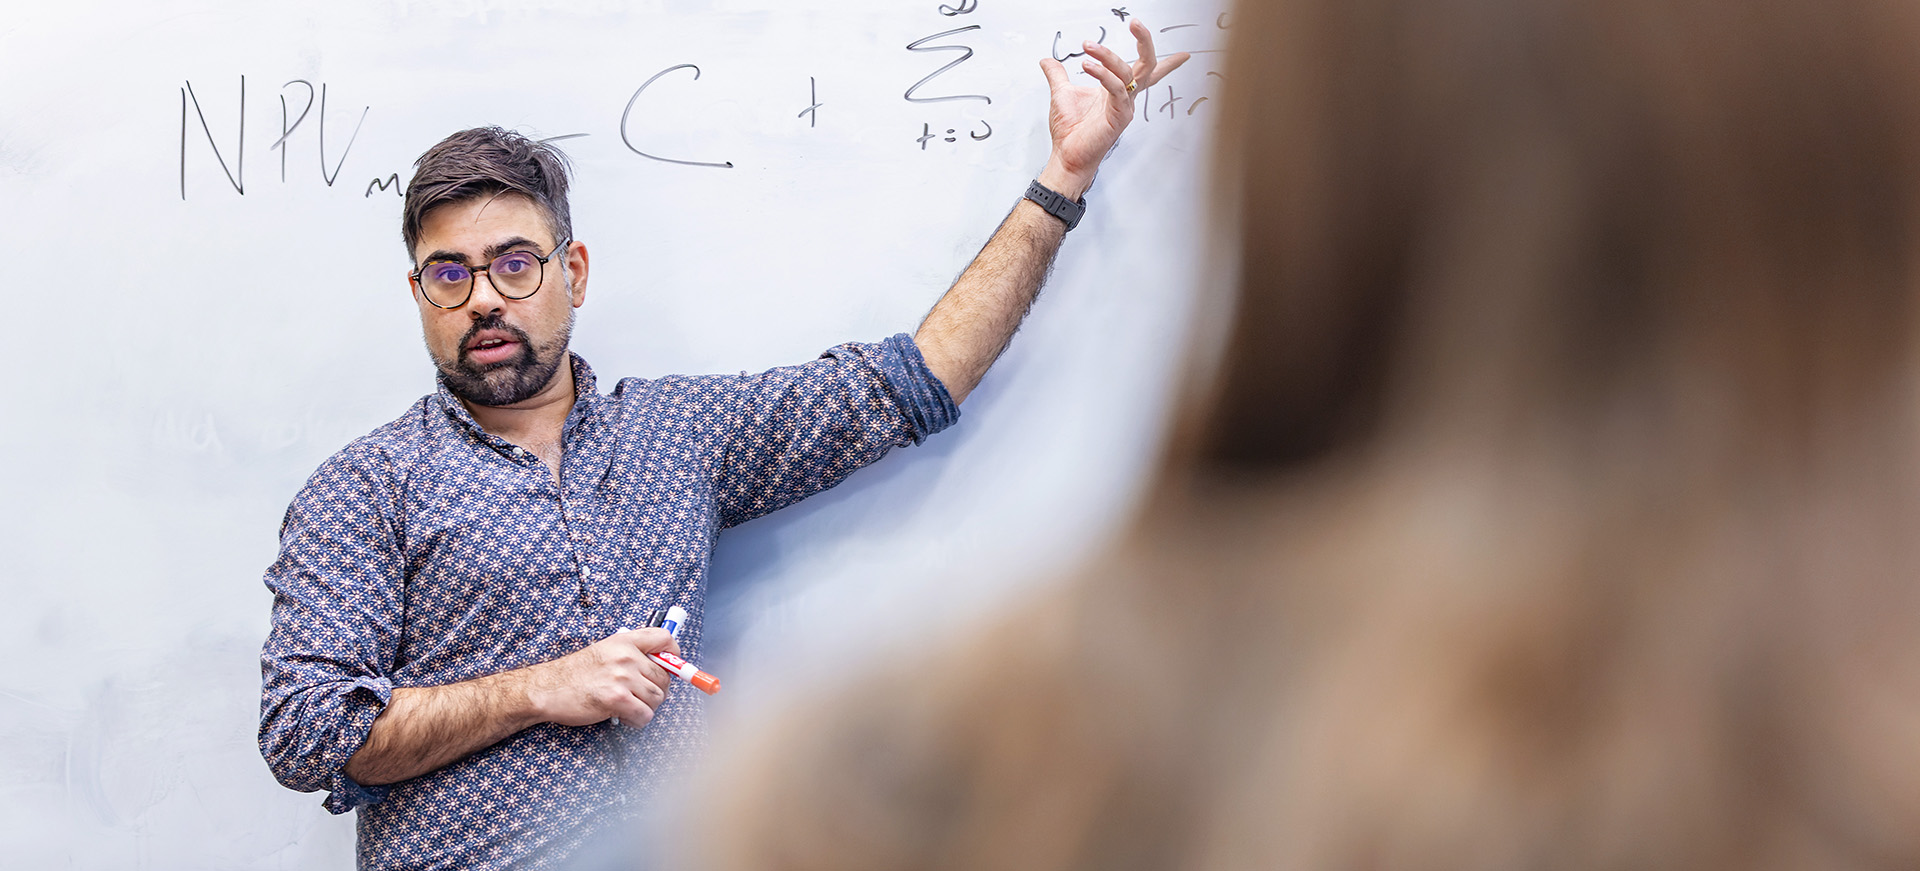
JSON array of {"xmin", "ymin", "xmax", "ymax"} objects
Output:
[{"xmin": 1037, "ymin": 19, "xmax": 1190, "ymax": 197}]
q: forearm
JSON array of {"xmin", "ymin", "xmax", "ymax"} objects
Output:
[
  {"xmin": 914, "ymin": 161, "xmax": 1086, "ymax": 404},
  {"xmin": 342, "ymin": 670, "xmax": 540, "ymax": 786},
  {"xmin": 339, "ymin": 629, "xmax": 675, "ymax": 786},
  {"xmin": 913, "ymin": 20, "xmax": 1184, "ymax": 405}
]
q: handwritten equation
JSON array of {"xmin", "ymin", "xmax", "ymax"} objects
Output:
[{"xmin": 177, "ymin": 3, "xmax": 1226, "ymax": 200}]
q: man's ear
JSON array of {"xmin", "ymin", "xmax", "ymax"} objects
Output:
[{"xmin": 565, "ymin": 241, "xmax": 590, "ymax": 308}]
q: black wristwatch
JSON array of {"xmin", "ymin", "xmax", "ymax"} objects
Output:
[{"xmin": 1024, "ymin": 180, "xmax": 1087, "ymax": 231}]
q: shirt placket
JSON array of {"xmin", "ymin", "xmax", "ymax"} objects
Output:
[
  {"xmin": 558, "ymin": 482, "xmax": 597, "ymax": 612},
  {"xmin": 555, "ymin": 413, "xmax": 607, "ymax": 631},
  {"xmin": 448, "ymin": 383, "xmax": 610, "ymax": 650}
]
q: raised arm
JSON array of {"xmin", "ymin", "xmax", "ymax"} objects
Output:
[{"xmin": 913, "ymin": 19, "xmax": 1188, "ymax": 403}]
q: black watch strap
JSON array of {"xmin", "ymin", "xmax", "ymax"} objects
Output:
[{"xmin": 1024, "ymin": 180, "xmax": 1086, "ymax": 232}]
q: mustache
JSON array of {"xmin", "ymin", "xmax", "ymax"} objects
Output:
[{"xmin": 459, "ymin": 315, "xmax": 533, "ymax": 354}]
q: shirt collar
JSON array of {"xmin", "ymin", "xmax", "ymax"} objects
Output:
[{"xmin": 434, "ymin": 352, "xmax": 600, "ymax": 444}]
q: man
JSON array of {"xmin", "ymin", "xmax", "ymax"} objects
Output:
[{"xmin": 259, "ymin": 22, "xmax": 1186, "ymax": 870}]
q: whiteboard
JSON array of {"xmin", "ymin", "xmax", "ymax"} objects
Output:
[{"xmin": 0, "ymin": 0, "xmax": 1224, "ymax": 865}]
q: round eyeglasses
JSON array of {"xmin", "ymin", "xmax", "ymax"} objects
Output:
[{"xmin": 411, "ymin": 240, "xmax": 568, "ymax": 309}]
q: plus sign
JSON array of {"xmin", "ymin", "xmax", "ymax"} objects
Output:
[
  {"xmin": 1159, "ymin": 87, "xmax": 1185, "ymax": 118},
  {"xmin": 797, "ymin": 76, "xmax": 824, "ymax": 128}
]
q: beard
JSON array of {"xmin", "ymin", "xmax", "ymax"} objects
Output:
[{"xmin": 432, "ymin": 311, "xmax": 574, "ymax": 407}]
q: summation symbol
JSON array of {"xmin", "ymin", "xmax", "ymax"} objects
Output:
[{"xmin": 905, "ymin": 25, "xmax": 991, "ymax": 104}]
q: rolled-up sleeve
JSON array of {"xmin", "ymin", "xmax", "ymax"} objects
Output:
[
  {"xmin": 258, "ymin": 443, "xmax": 406, "ymax": 814},
  {"xmin": 867, "ymin": 332, "xmax": 962, "ymax": 445},
  {"xmin": 710, "ymin": 333, "xmax": 960, "ymax": 527}
]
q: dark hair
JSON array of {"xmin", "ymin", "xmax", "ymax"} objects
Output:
[{"xmin": 401, "ymin": 127, "xmax": 574, "ymax": 259}]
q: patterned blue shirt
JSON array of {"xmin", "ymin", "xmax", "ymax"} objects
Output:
[{"xmin": 258, "ymin": 336, "xmax": 958, "ymax": 870}]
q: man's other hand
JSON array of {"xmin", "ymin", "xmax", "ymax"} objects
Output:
[{"xmin": 527, "ymin": 628, "xmax": 679, "ymax": 729}]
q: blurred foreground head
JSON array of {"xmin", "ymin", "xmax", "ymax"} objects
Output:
[{"xmin": 692, "ymin": 0, "xmax": 1920, "ymax": 867}]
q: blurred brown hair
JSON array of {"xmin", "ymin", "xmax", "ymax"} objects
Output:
[
  {"xmin": 694, "ymin": 0, "xmax": 1920, "ymax": 867},
  {"xmin": 1199, "ymin": 0, "xmax": 1920, "ymax": 471}
]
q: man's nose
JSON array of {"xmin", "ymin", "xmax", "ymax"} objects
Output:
[{"xmin": 464, "ymin": 268, "xmax": 509, "ymax": 313}]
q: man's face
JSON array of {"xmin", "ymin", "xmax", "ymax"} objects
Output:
[{"xmin": 409, "ymin": 193, "xmax": 588, "ymax": 407}]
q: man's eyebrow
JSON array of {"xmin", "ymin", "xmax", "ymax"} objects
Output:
[
  {"xmin": 418, "ymin": 249, "xmax": 469, "ymax": 266},
  {"xmin": 483, "ymin": 237, "xmax": 545, "ymax": 261},
  {"xmin": 417, "ymin": 237, "xmax": 547, "ymax": 268}
]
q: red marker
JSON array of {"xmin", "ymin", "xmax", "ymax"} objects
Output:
[{"xmin": 649, "ymin": 649, "xmax": 722, "ymax": 695}]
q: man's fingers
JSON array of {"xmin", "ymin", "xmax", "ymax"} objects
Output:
[
  {"xmin": 611, "ymin": 629, "xmax": 678, "ymax": 688},
  {"xmin": 610, "ymin": 692, "xmax": 655, "ymax": 728},
  {"xmin": 1083, "ymin": 40, "xmax": 1134, "ymax": 89},
  {"xmin": 1081, "ymin": 56, "xmax": 1130, "ymax": 102},
  {"xmin": 1145, "ymin": 52, "xmax": 1192, "ymax": 88},
  {"xmin": 632, "ymin": 674, "xmax": 667, "ymax": 707},
  {"xmin": 1039, "ymin": 57, "xmax": 1071, "ymax": 92},
  {"xmin": 615, "ymin": 626, "xmax": 679, "ymax": 656},
  {"xmin": 610, "ymin": 658, "xmax": 669, "ymax": 724},
  {"xmin": 1123, "ymin": 22, "xmax": 1192, "ymax": 89},
  {"xmin": 614, "ymin": 626, "xmax": 670, "ymax": 647},
  {"xmin": 641, "ymin": 655, "xmax": 674, "ymax": 692},
  {"xmin": 1130, "ymin": 19, "xmax": 1159, "ymax": 73},
  {"xmin": 601, "ymin": 627, "xmax": 678, "ymax": 692},
  {"xmin": 625, "ymin": 625, "xmax": 679, "ymax": 652}
]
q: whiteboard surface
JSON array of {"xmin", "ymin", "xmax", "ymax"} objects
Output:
[{"xmin": 0, "ymin": 0, "xmax": 1224, "ymax": 865}]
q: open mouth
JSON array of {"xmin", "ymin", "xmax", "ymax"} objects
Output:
[{"xmin": 462, "ymin": 328, "xmax": 526, "ymax": 367}]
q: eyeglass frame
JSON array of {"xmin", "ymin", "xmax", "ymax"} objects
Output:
[{"xmin": 410, "ymin": 239, "xmax": 571, "ymax": 310}]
